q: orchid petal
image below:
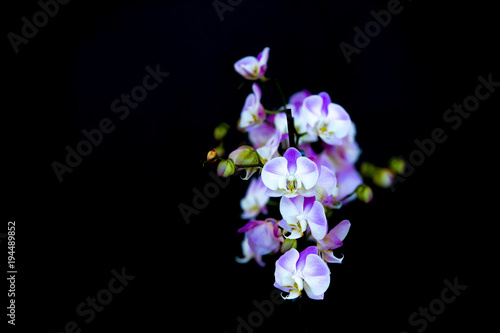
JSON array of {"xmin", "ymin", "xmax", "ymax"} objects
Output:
[
  {"xmin": 331, "ymin": 219, "xmax": 351, "ymax": 241},
  {"xmin": 261, "ymin": 157, "xmax": 288, "ymax": 190},
  {"xmin": 296, "ymin": 157, "xmax": 319, "ymax": 189},
  {"xmin": 283, "ymin": 147, "xmax": 301, "ymax": 173},
  {"xmin": 301, "ymin": 254, "xmax": 330, "ymax": 297},
  {"xmin": 296, "ymin": 246, "xmax": 319, "ymax": 274},
  {"xmin": 307, "ymin": 201, "xmax": 328, "ymax": 241}
]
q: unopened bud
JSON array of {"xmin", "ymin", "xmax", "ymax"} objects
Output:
[
  {"xmin": 207, "ymin": 149, "xmax": 218, "ymax": 161},
  {"xmin": 280, "ymin": 238, "xmax": 298, "ymax": 253},
  {"xmin": 228, "ymin": 145, "xmax": 261, "ymax": 166},
  {"xmin": 214, "ymin": 122, "xmax": 230, "ymax": 141},
  {"xmin": 355, "ymin": 184, "xmax": 373, "ymax": 203},
  {"xmin": 217, "ymin": 159, "xmax": 236, "ymax": 178},
  {"xmin": 388, "ymin": 157, "xmax": 405, "ymax": 175},
  {"xmin": 360, "ymin": 162, "xmax": 377, "ymax": 178},
  {"xmin": 373, "ymin": 168, "xmax": 394, "ymax": 188}
]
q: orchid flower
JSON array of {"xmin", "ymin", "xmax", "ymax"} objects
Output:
[
  {"xmin": 235, "ymin": 235, "xmax": 265, "ymax": 267},
  {"xmin": 237, "ymin": 219, "xmax": 283, "ymax": 257},
  {"xmin": 274, "ymin": 246, "xmax": 331, "ymax": 300},
  {"xmin": 234, "ymin": 47, "xmax": 270, "ymax": 80},
  {"xmin": 240, "ymin": 177, "xmax": 269, "ymax": 219},
  {"xmin": 261, "ymin": 147, "xmax": 319, "ymax": 198},
  {"xmin": 279, "ymin": 195, "xmax": 327, "ymax": 241},
  {"xmin": 238, "ymin": 83, "xmax": 266, "ymax": 132},
  {"xmin": 302, "ymin": 92, "xmax": 352, "ymax": 146},
  {"xmin": 316, "ymin": 220, "xmax": 351, "ymax": 263},
  {"xmin": 319, "ymin": 122, "xmax": 361, "ymax": 171}
]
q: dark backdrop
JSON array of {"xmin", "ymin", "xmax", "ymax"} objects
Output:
[{"xmin": 3, "ymin": 0, "xmax": 496, "ymax": 332}]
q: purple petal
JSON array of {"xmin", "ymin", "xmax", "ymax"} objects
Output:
[
  {"xmin": 251, "ymin": 83, "xmax": 262, "ymax": 102},
  {"xmin": 274, "ymin": 281, "xmax": 291, "ymax": 293},
  {"xmin": 237, "ymin": 220, "xmax": 265, "ymax": 233},
  {"xmin": 331, "ymin": 220, "xmax": 351, "ymax": 241},
  {"xmin": 303, "ymin": 95, "xmax": 324, "ymax": 120},
  {"xmin": 296, "ymin": 246, "xmax": 319, "ymax": 274},
  {"xmin": 283, "ymin": 147, "xmax": 301, "ymax": 173},
  {"xmin": 318, "ymin": 92, "xmax": 332, "ymax": 117},
  {"xmin": 322, "ymin": 231, "xmax": 343, "ymax": 250},
  {"xmin": 307, "ymin": 201, "xmax": 328, "ymax": 241},
  {"xmin": 257, "ymin": 47, "xmax": 270, "ymax": 64},
  {"xmin": 317, "ymin": 166, "xmax": 337, "ymax": 196},
  {"xmin": 296, "ymin": 157, "xmax": 319, "ymax": 189},
  {"xmin": 302, "ymin": 254, "xmax": 331, "ymax": 297},
  {"xmin": 261, "ymin": 157, "xmax": 288, "ymax": 190}
]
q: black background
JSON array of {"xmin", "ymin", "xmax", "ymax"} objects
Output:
[{"xmin": 3, "ymin": 0, "xmax": 497, "ymax": 332}]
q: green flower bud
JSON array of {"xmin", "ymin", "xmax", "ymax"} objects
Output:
[
  {"xmin": 355, "ymin": 184, "xmax": 373, "ymax": 203},
  {"xmin": 214, "ymin": 122, "xmax": 230, "ymax": 141},
  {"xmin": 280, "ymin": 238, "xmax": 298, "ymax": 253},
  {"xmin": 373, "ymin": 168, "xmax": 394, "ymax": 188},
  {"xmin": 388, "ymin": 157, "xmax": 405, "ymax": 175},
  {"xmin": 217, "ymin": 159, "xmax": 235, "ymax": 178}
]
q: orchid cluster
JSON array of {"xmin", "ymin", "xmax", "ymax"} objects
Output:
[{"xmin": 205, "ymin": 47, "xmax": 403, "ymax": 300}]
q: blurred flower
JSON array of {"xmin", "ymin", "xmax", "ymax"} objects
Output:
[
  {"xmin": 238, "ymin": 83, "xmax": 266, "ymax": 132},
  {"xmin": 240, "ymin": 177, "xmax": 269, "ymax": 219},
  {"xmin": 234, "ymin": 47, "xmax": 270, "ymax": 80},
  {"xmin": 237, "ymin": 219, "xmax": 283, "ymax": 258},
  {"xmin": 214, "ymin": 122, "xmax": 230, "ymax": 141}
]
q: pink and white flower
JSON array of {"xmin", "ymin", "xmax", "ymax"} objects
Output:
[
  {"xmin": 240, "ymin": 177, "xmax": 269, "ymax": 219},
  {"xmin": 261, "ymin": 147, "xmax": 319, "ymax": 198},
  {"xmin": 234, "ymin": 47, "xmax": 270, "ymax": 80},
  {"xmin": 316, "ymin": 220, "xmax": 351, "ymax": 263},
  {"xmin": 238, "ymin": 83, "xmax": 266, "ymax": 132},
  {"xmin": 302, "ymin": 92, "xmax": 352, "ymax": 146},
  {"xmin": 279, "ymin": 195, "xmax": 327, "ymax": 241},
  {"xmin": 274, "ymin": 246, "xmax": 331, "ymax": 300},
  {"xmin": 237, "ymin": 219, "xmax": 283, "ymax": 258}
]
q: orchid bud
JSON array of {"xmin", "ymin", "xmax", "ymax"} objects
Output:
[
  {"xmin": 206, "ymin": 149, "xmax": 218, "ymax": 161},
  {"xmin": 355, "ymin": 184, "xmax": 373, "ymax": 203},
  {"xmin": 228, "ymin": 145, "xmax": 261, "ymax": 166},
  {"xmin": 280, "ymin": 238, "xmax": 297, "ymax": 253},
  {"xmin": 388, "ymin": 157, "xmax": 405, "ymax": 175},
  {"xmin": 217, "ymin": 159, "xmax": 236, "ymax": 178},
  {"xmin": 214, "ymin": 122, "xmax": 230, "ymax": 141},
  {"xmin": 373, "ymin": 168, "xmax": 394, "ymax": 188},
  {"xmin": 360, "ymin": 162, "xmax": 377, "ymax": 178}
]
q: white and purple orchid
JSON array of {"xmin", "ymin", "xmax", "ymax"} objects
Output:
[
  {"xmin": 317, "ymin": 220, "xmax": 351, "ymax": 263},
  {"xmin": 237, "ymin": 218, "xmax": 283, "ymax": 259},
  {"xmin": 302, "ymin": 92, "xmax": 352, "ymax": 146},
  {"xmin": 234, "ymin": 47, "xmax": 270, "ymax": 81},
  {"xmin": 279, "ymin": 195, "xmax": 327, "ymax": 241},
  {"xmin": 274, "ymin": 246, "xmax": 331, "ymax": 300},
  {"xmin": 240, "ymin": 176, "xmax": 269, "ymax": 219},
  {"xmin": 261, "ymin": 147, "xmax": 319, "ymax": 198},
  {"xmin": 238, "ymin": 83, "xmax": 266, "ymax": 132}
]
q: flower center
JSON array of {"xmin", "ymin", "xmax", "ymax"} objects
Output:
[{"xmin": 286, "ymin": 174, "xmax": 298, "ymax": 192}]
